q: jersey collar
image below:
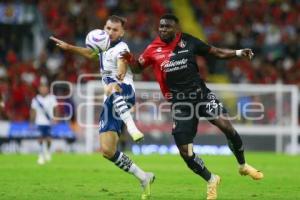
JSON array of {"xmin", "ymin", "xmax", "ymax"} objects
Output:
[
  {"xmin": 156, "ymin": 32, "xmax": 182, "ymax": 46},
  {"xmin": 109, "ymin": 38, "xmax": 122, "ymax": 48}
]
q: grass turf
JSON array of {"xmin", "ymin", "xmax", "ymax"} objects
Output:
[{"xmin": 0, "ymin": 153, "xmax": 299, "ymax": 200}]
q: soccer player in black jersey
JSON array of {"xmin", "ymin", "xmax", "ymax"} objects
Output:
[{"xmin": 121, "ymin": 14, "xmax": 263, "ymax": 200}]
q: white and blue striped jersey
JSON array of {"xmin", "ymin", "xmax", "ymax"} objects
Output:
[{"xmin": 99, "ymin": 41, "xmax": 134, "ymax": 89}]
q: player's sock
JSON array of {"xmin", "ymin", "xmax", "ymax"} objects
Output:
[
  {"xmin": 39, "ymin": 142, "xmax": 44, "ymax": 155},
  {"xmin": 44, "ymin": 141, "xmax": 52, "ymax": 162},
  {"xmin": 109, "ymin": 151, "xmax": 147, "ymax": 182},
  {"xmin": 37, "ymin": 141, "xmax": 45, "ymax": 165},
  {"xmin": 226, "ymin": 131, "xmax": 245, "ymax": 165},
  {"xmin": 183, "ymin": 153, "xmax": 212, "ymax": 181},
  {"xmin": 110, "ymin": 92, "xmax": 143, "ymax": 141}
]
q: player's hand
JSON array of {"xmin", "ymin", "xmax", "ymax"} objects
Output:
[
  {"xmin": 120, "ymin": 50, "xmax": 134, "ymax": 64},
  {"xmin": 116, "ymin": 73, "xmax": 125, "ymax": 81},
  {"xmin": 241, "ymin": 48, "xmax": 254, "ymax": 60},
  {"xmin": 50, "ymin": 36, "xmax": 70, "ymax": 50}
]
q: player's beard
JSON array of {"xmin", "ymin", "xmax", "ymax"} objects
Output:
[{"xmin": 160, "ymin": 34, "xmax": 175, "ymax": 44}]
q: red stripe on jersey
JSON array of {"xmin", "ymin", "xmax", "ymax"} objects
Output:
[{"xmin": 139, "ymin": 33, "xmax": 182, "ymax": 100}]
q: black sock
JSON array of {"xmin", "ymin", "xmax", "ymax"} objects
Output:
[
  {"xmin": 183, "ymin": 153, "xmax": 211, "ymax": 181},
  {"xmin": 226, "ymin": 131, "xmax": 245, "ymax": 165},
  {"xmin": 109, "ymin": 151, "xmax": 133, "ymax": 172}
]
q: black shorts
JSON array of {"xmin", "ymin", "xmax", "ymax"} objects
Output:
[{"xmin": 171, "ymin": 92, "xmax": 227, "ymax": 146}]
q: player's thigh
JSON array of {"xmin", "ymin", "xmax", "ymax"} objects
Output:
[
  {"xmin": 103, "ymin": 83, "xmax": 121, "ymax": 95},
  {"xmin": 197, "ymin": 92, "xmax": 227, "ymax": 120},
  {"xmin": 99, "ymin": 131, "xmax": 119, "ymax": 155},
  {"xmin": 171, "ymin": 103, "xmax": 198, "ymax": 146},
  {"xmin": 99, "ymin": 97, "xmax": 123, "ymax": 134},
  {"xmin": 209, "ymin": 113, "xmax": 235, "ymax": 134}
]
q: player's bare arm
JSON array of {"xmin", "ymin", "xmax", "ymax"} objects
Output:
[
  {"xmin": 29, "ymin": 108, "xmax": 36, "ymax": 123},
  {"xmin": 120, "ymin": 51, "xmax": 144, "ymax": 73},
  {"xmin": 209, "ymin": 46, "xmax": 254, "ymax": 60},
  {"xmin": 102, "ymin": 58, "xmax": 127, "ymax": 95},
  {"xmin": 49, "ymin": 36, "xmax": 98, "ymax": 61},
  {"xmin": 116, "ymin": 58, "xmax": 128, "ymax": 81}
]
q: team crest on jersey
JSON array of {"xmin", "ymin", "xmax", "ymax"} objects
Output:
[
  {"xmin": 207, "ymin": 93, "xmax": 216, "ymax": 100},
  {"xmin": 178, "ymin": 39, "xmax": 186, "ymax": 48}
]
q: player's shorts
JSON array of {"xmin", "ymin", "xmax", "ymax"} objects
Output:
[
  {"xmin": 37, "ymin": 125, "xmax": 51, "ymax": 137},
  {"xmin": 99, "ymin": 82, "xmax": 135, "ymax": 134},
  {"xmin": 171, "ymin": 91, "xmax": 227, "ymax": 146}
]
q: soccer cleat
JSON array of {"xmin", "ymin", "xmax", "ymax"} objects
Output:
[
  {"xmin": 207, "ymin": 175, "xmax": 221, "ymax": 200},
  {"xmin": 239, "ymin": 164, "xmax": 264, "ymax": 180},
  {"xmin": 141, "ymin": 172, "xmax": 155, "ymax": 200},
  {"xmin": 131, "ymin": 132, "xmax": 144, "ymax": 143},
  {"xmin": 37, "ymin": 155, "xmax": 45, "ymax": 165}
]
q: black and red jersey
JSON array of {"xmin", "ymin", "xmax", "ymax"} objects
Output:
[{"xmin": 139, "ymin": 32, "xmax": 211, "ymax": 102}]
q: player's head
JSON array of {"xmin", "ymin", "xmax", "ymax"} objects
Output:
[
  {"xmin": 158, "ymin": 14, "xmax": 179, "ymax": 43},
  {"xmin": 38, "ymin": 83, "xmax": 49, "ymax": 96},
  {"xmin": 104, "ymin": 15, "xmax": 126, "ymax": 42}
]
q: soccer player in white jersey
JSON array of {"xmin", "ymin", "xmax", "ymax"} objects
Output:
[
  {"xmin": 30, "ymin": 83, "xmax": 57, "ymax": 165},
  {"xmin": 50, "ymin": 15, "xmax": 154, "ymax": 199}
]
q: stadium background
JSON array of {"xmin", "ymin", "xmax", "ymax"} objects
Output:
[{"xmin": 0, "ymin": 0, "xmax": 300, "ymax": 153}]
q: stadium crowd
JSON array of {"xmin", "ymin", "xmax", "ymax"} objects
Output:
[{"xmin": 0, "ymin": 0, "xmax": 299, "ymax": 122}]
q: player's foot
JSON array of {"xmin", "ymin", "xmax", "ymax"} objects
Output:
[
  {"xmin": 45, "ymin": 153, "xmax": 52, "ymax": 162},
  {"xmin": 207, "ymin": 175, "xmax": 221, "ymax": 200},
  {"xmin": 37, "ymin": 155, "xmax": 45, "ymax": 165},
  {"xmin": 239, "ymin": 163, "xmax": 263, "ymax": 180},
  {"xmin": 141, "ymin": 172, "xmax": 155, "ymax": 200},
  {"xmin": 131, "ymin": 131, "xmax": 144, "ymax": 143}
]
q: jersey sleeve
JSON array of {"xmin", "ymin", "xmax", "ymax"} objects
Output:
[
  {"xmin": 31, "ymin": 98, "xmax": 37, "ymax": 109},
  {"xmin": 189, "ymin": 34, "xmax": 211, "ymax": 55},
  {"xmin": 116, "ymin": 42, "xmax": 130, "ymax": 59},
  {"xmin": 138, "ymin": 46, "xmax": 153, "ymax": 69}
]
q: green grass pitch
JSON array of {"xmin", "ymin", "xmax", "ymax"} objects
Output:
[{"xmin": 0, "ymin": 153, "xmax": 299, "ymax": 199}]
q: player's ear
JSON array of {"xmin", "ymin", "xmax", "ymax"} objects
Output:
[{"xmin": 120, "ymin": 29, "xmax": 125, "ymax": 37}]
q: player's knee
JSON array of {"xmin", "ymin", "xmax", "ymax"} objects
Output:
[
  {"xmin": 222, "ymin": 123, "xmax": 236, "ymax": 136},
  {"xmin": 100, "ymin": 145, "xmax": 115, "ymax": 159},
  {"xmin": 179, "ymin": 149, "xmax": 189, "ymax": 160},
  {"xmin": 104, "ymin": 85, "xmax": 113, "ymax": 96},
  {"xmin": 215, "ymin": 119, "xmax": 235, "ymax": 135}
]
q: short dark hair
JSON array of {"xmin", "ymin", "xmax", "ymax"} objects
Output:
[
  {"xmin": 107, "ymin": 15, "xmax": 127, "ymax": 27},
  {"xmin": 160, "ymin": 13, "xmax": 179, "ymax": 24}
]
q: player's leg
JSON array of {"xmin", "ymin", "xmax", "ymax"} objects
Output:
[
  {"xmin": 44, "ymin": 135, "xmax": 52, "ymax": 162},
  {"xmin": 209, "ymin": 116, "xmax": 263, "ymax": 180},
  {"xmin": 99, "ymin": 101, "xmax": 154, "ymax": 199},
  {"xmin": 202, "ymin": 92, "xmax": 263, "ymax": 180},
  {"xmin": 104, "ymin": 82, "xmax": 143, "ymax": 142},
  {"xmin": 37, "ymin": 137, "xmax": 45, "ymax": 165},
  {"xmin": 99, "ymin": 131, "xmax": 155, "ymax": 199},
  {"xmin": 41, "ymin": 125, "xmax": 52, "ymax": 162},
  {"xmin": 172, "ymin": 103, "xmax": 220, "ymax": 200},
  {"xmin": 37, "ymin": 125, "xmax": 46, "ymax": 165}
]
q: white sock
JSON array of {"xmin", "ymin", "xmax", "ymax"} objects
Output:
[
  {"xmin": 39, "ymin": 142, "xmax": 44, "ymax": 155},
  {"xmin": 111, "ymin": 152, "xmax": 146, "ymax": 182},
  {"xmin": 239, "ymin": 163, "xmax": 246, "ymax": 168},
  {"xmin": 124, "ymin": 117, "xmax": 140, "ymax": 134},
  {"xmin": 208, "ymin": 174, "xmax": 216, "ymax": 183},
  {"xmin": 129, "ymin": 163, "xmax": 147, "ymax": 182},
  {"xmin": 112, "ymin": 95, "xmax": 140, "ymax": 134}
]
